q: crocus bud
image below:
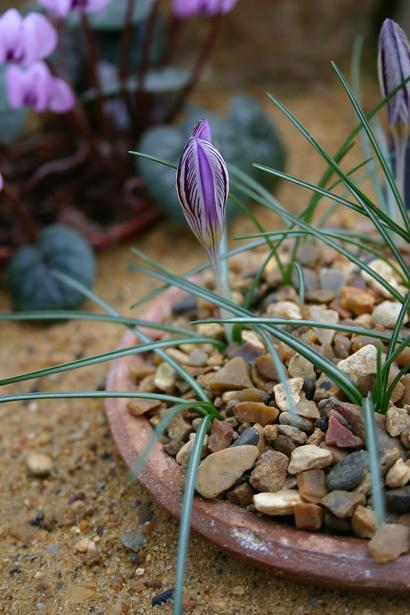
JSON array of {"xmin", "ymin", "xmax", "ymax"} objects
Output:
[
  {"xmin": 378, "ymin": 18, "xmax": 410, "ymax": 140},
  {"xmin": 176, "ymin": 119, "xmax": 229, "ymax": 260}
]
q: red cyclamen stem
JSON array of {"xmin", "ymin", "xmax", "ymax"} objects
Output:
[{"xmin": 165, "ymin": 13, "xmax": 222, "ymax": 123}]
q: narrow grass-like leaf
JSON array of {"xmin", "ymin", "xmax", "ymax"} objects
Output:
[
  {"xmin": 384, "ymin": 363, "xmax": 409, "ymax": 410},
  {"xmin": 53, "ymin": 271, "xmax": 211, "ymax": 404},
  {"xmin": 265, "ymin": 94, "xmax": 410, "ymax": 280},
  {"xmin": 129, "ymin": 402, "xmax": 212, "ymax": 480},
  {"xmin": 129, "ymin": 252, "xmax": 363, "ymax": 403},
  {"xmin": 0, "ymin": 337, "xmax": 223, "ymax": 387},
  {"xmin": 128, "ymin": 150, "xmax": 178, "ymax": 170},
  {"xmin": 0, "ymin": 310, "xmax": 201, "ymax": 337},
  {"xmin": 252, "ymin": 164, "xmax": 408, "ymax": 242},
  {"xmin": 332, "ymin": 61, "xmax": 410, "ymax": 234},
  {"xmin": 173, "ymin": 415, "xmax": 211, "ymax": 615},
  {"xmin": 362, "ymin": 395, "xmax": 386, "ymax": 525},
  {"xmin": 293, "ymin": 263, "xmax": 305, "ymax": 304},
  {"xmin": 236, "ymin": 228, "xmax": 405, "ymax": 282},
  {"xmin": 192, "ymin": 317, "xmax": 403, "ymax": 344},
  {"xmin": 385, "ymin": 293, "xmax": 410, "ymax": 365},
  {"xmin": 230, "ymin": 168, "xmax": 406, "ymax": 299},
  {"xmin": 0, "ymin": 390, "xmax": 210, "ymax": 407}
]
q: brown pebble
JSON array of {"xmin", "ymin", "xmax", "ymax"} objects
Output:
[
  {"xmin": 273, "ymin": 435, "xmax": 296, "ymax": 457},
  {"xmin": 254, "ymin": 354, "xmax": 284, "ymax": 381},
  {"xmin": 401, "ymin": 428, "xmax": 410, "ymax": 449},
  {"xmin": 234, "ymin": 401, "xmax": 279, "ymax": 426},
  {"xmin": 208, "ymin": 357, "xmax": 254, "ymax": 392},
  {"xmin": 368, "ymin": 523, "xmax": 410, "ymax": 563},
  {"xmin": 127, "ymin": 398, "xmax": 161, "ymax": 417},
  {"xmin": 207, "ymin": 420, "xmax": 233, "ymax": 453},
  {"xmin": 226, "ymin": 482, "xmax": 254, "ymax": 506},
  {"xmin": 263, "ymin": 424, "xmax": 278, "ymax": 444},
  {"xmin": 321, "ymin": 490, "xmax": 365, "ymax": 519},
  {"xmin": 339, "ymin": 286, "xmax": 375, "ymax": 315},
  {"xmin": 351, "ymin": 505, "xmax": 376, "ymax": 538},
  {"xmin": 250, "ymin": 450, "xmax": 288, "ymax": 493},
  {"xmin": 297, "ymin": 469, "xmax": 327, "ymax": 504},
  {"xmin": 294, "ymin": 502, "xmax": 323, "ymax": 530},
  {"xmin": 307, "ymin": 428, "xmax": 325, "ymax": 446}
]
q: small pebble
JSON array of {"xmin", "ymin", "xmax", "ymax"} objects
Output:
[
  {"xmin": 326, "ymin": 451, "xmax": 368, "ymax": 491},
  {"xmin": 368, "ymin": 524, "xmax": 410, "ymax": 563},
  {"xmin": 321, "ymin": 490, "xmax": 365, "ymax": 519},
  {"xmin": 294, "ymin": 502, "xmax": 323, "ymax": 530},
  {"xmin": 288, "ymin": 445, "xmax": 333, "ymax": 474},
  {"xmin": 232, "ymin": 426, "xmax": 260, "ymax": 447},
  {"xmin": 196, "ymin": 445, "xmax": 259, "ymax": 498},
  {"xmin": 121, "ymin": 530, "xmax": 146, "ymax": 553},
  {"xmin": 253, "ymin": 490, "xmax": 301, "ymax": 515},
  {"xmin": 26, "ymin": 453, "xmax": 53, "ymax": 478},
  {"xmin": 273, "ymin": 378, "xmax": 304, "ymax": 412},
  {"xmin": 250, "ymin": 450, "xmax": 288, "ymax": 493},
  {"xmin": 351, "ymin": 505, "xmax": 376, "ymax": 538},
  {"xmin": 152, "ymin": 588, "xmax": 175, "ymax": 607},
  {"xmin": 297, "ymin": 469, "xmax": 327, "ymax": 504}
]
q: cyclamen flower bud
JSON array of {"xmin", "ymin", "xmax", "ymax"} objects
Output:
[
  {"xmin": 176, "ymin": 119, "xmax": 229, "ymax": 260},
  {"xmin": 172, "ymin": 0, "xmax": 238, "ymax": 19},
  {"xmin": 6, "ymin": 62, "xmax": 74, "ymax": 114},
  {"xmin": 378, "ymin": 18, "xmax": 410, "ymax": 139},
  {"xmin": 38, "ymin": 0, "xmax": 111, "ymax": 19},
  {"xmin": 0, "ymin": 9, "xmax": 57, "ymax": 66}
]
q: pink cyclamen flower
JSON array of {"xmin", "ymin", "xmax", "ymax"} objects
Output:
[
  {"xmin": 38, "ymin": 0, "xmax": 112, "ymax": 19},
  {"xmin": 6, "ymin": 62, "xmax": 74, "ymax": 113},
  {"xmin": 0, "ymin": 173, "xmax": 3, "ymax": 192},
  {"xmin": 172, "ymin": 0, "xmax": 238, "ymax": 18},
  {"xmin": 0, "ymin": 9, "xmax": 57, "ymax": 66}
]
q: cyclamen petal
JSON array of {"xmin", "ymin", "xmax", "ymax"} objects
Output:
[
  {"xmin": 0, "ymin": 9, "xmax": 24, "ymax": 64},
  {"xmin": 172, "ymin": 0, "xmax": 238, "ymax": 18},
  {"xmin": 6, "ymin": 62, "xmax": 74, "ymax": 114},
  {"xmin": 38, "ymin": 0, "xmax": 111, "ymax": 18},
  {"xmin": 0, "ymin": 173, "xmax": 3, "ymax": 192},
  {"xmin": 378, "ymin": 18, "xmax": 410, "ymax": 137},
  {"xmin": 176, "ymin": 119, "xmax": 228, "ymax": 257},
  {"xmin": 22, "ymin": 13, "xmax": 58, "ymax": 65},
  {"xmin": 0, "ymin": 9, "xmax": 57, "ymax": 65}
]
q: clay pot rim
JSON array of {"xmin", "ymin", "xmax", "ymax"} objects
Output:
[{"xmin": 105, "ymin": 284, "xmax": 410, "ymax": 594}]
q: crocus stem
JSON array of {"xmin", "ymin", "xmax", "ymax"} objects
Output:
[
  {"xmin": 165, "ymin": 14, "xmax": 222, "ymax": 123},
  {"xmin": 210, "ymin": 250, "xmax": 232, "ymax": 343},
  {"xmin": 134, "ymin": 0, "xmax": 160, "ymax": 126},
  {"xmin": 118, "ymin": 0, "xmax": 138, "ymax": 121},
  {"xmin": 80, "ymin": 14, "xmax": 111, "ymax": 139},
  {"xmin": 393, "ymin": 135, "xmax": 407, "ymax": 208}
]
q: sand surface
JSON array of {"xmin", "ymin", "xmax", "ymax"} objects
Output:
[{"xmin": 1, "ymin": 84, "xmax": 408, "ymax": 614}]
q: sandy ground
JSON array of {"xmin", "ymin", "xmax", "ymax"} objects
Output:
[{"xmin": 1, "ymin": 83, "xmax": 409, "ymax": 614}]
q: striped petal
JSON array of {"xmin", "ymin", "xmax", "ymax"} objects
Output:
[
  {"xmin": 378, "ymin": 18, "xmax": 410, "ymax": 137},
  {"xmin": 176, "ymin": 119, "xmax": 228, "ymax": 258}
]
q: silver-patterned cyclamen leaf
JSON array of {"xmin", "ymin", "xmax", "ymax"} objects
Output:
[{"xmin": 176, "ymin": 119, "xmax": 229, "ymax": 258}]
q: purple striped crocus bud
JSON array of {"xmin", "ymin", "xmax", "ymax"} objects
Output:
[
  {"xmin": 176, "ymin": 119, "xmax": 229, "ymax": 260},
  {"xmin": 378, "ymin": 18, "xmax": 410, "ymax": 140}
]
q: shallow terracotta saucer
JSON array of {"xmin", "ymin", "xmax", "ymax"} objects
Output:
[{"xmin": 105, "ymin": 286, "xmax": 410, "ymax": 594}]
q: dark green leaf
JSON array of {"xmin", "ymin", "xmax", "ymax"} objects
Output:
[
  {"xmin": 7, "ymin": 225, "xmax": 95, "ymax": 311},
  {"xmin": 0, "ymin": 66, "xmax": 27, "ymax": 143},
  {"xmin": 87, "ymin": 0, "xmax": 153, "ymax": 30}
]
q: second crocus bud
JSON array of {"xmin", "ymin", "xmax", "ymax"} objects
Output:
[
  {"xmin": 378, "ymin": 18, "xmax": 410, "ymax": 140},
  {"xmin": 176, "ymin": 119, "xmax": 229, "ymax": 263}
]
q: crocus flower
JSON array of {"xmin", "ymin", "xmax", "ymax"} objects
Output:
[
  {"xmin": 38, "ymin": 0, "xmax": 112, "ymax": 19},
  {"xmin": 378, "ymin": 18, "xmax": 410, "ymax": 140},
  {"xmin": 378, "ymin": 18, "xmax": 410, "ymax": 200},
  {"xmin": 0, "ymin": 9, "xmax": 57, "ymax": 66},
  {"xmin": 6, "ymin": 62, "xmax": 74, "ymax": 113},
  {"xmin": 176, "ymin": 119, "xmax": 228, "ymax": 261},
  {"xmin": 172, "ymin": 0, "xmax": 238, "ymax": 18}
]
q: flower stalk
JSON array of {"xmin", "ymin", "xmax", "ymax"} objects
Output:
[{"xmin": 176, "ymin": 119, "xmax": 232, "ymax": 340}]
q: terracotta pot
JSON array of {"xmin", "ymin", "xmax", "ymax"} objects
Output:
[{"xmin": 105, "ymin": 285, "xmax": 410, "ymax": 594}]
